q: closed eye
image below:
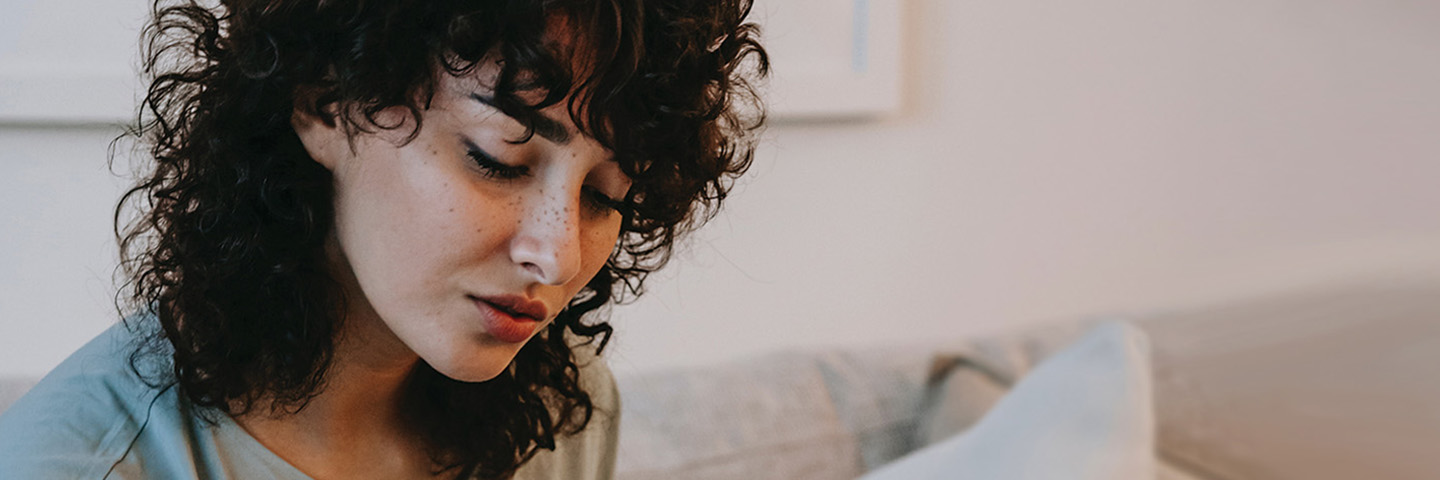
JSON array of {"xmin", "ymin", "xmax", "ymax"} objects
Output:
[
  {"xmin": 464, "ymin": 141, "xmax": 528, "ymax": 180},
  {"xmin": 582, "ymin": 186, "xmax": 628, "ymax": 216},
  {"xmin": 463, "ymin": 138, "xmax": 629, "ymax": 217}
]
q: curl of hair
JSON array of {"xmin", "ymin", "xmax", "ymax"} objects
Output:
[{"xmin": 115, "ymin": 0, "xmax": 767, "ymax": 477}]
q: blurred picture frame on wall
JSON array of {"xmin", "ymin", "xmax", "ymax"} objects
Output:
[
  {"xmin": 0, "ymin": 0, "xmax": 904, "ymax": 123},
  {"xmin": 755, "ymin": 0, "xmax": 903, "ymax": 121},
  {"xmin": 0, "ymin": 0, "xmax": 145, "ymax": 124}
]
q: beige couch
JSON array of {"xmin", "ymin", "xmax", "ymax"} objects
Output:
[
  {"xmin": 609, "ymin": 272, "xmax": 1440, "ymax": 479},
  {"xmin": 4, "ymin": 273, "xmax": 1438, "ymax": 479}
]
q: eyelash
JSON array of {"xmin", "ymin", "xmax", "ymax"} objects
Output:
[
  {"xmin": 467, "ymin": 148, "xmax": 528, "ymax": 180},
  {"xmin": 466, "ymin": 147, "xmax": 628, "ymax": 216}
]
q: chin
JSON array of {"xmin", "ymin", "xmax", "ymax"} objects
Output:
[{"xmin": 425, "ymin": 347, "xmax": 520, "ymax": 383}]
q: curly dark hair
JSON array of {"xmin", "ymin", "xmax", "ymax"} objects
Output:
[{"xmin": 114, "ymin": 0, "xmax": 767, "ymax": 477}]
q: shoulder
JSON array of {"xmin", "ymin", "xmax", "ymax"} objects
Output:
[
  {"xmin": 0, "ymin": 322, "xmax": 172, "ymax": 478},
  {"xmin": 576, "ymin": 343, "xmax": 620, "ymax": 418},
  {"xmin": 512, "ymin": 342, "xmax": 621, "ymax": 480}
]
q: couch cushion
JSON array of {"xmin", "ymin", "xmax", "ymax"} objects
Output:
[
  {"xmin": 911, "ymin": 319, "xmax": 1214, "ymax": 479},
  {"xmin": 810, "ymin": 347, "xmax": 934, "ymax": 471},
  {"xmin": 861, "ymin": 322, "xmax": 1156, "ymax": 480},
  {"xmin": 807, "ymin": 318, "xmax": 1111, "ymax": 472},
  {"xmin": 614, "ymin": 353, "xmax": 863, "ymax": 480},
  {"xmin": 912, "ymin": 318, "xmax": 1107, "ymax": 446}
]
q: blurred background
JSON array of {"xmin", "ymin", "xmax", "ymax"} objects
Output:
[{"xmin": 2, "ymin": 0, "xmax": 1438, "ymax": 380}]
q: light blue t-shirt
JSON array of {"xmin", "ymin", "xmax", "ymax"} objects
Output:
[{"xmin": 0, "ymin": 322, "xmax": 621, "ymax": 479}]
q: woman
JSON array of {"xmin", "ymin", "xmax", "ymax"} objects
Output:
[{"xmin": 0, "ymin": 0, "xmax": 766, "ymax": 478}]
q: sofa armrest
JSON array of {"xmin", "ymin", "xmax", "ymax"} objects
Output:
[
  {"xmin": 1138, "ymin": 274, "xmax": 1440, "ymax": 480},
  {"xmin": 0, "ymin": 377, "xmax": 39, "ymax": 417}
]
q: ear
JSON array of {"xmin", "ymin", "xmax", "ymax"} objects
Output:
[{"xmin": 290, "ymin": 98, "xmax": 348, "ymax": 172}]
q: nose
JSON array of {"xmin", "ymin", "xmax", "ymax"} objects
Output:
[{"xmin": 508, "ymin": 185, "xmax": 584, "ymax": 287}]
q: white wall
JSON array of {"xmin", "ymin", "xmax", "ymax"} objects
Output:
[
  {"xmin": 602, "ymin": 0, "xmax": 1440, "ymax": 375},
  {"xmin": 4, "ymin": 0, "xmax": 1440, "ymax": 378},
  {"xmin": 0, "ymin": 126, "xmax": 129, "ymax": 376}
]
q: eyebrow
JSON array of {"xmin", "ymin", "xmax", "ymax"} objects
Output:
[{"xmin": 469, "ymin": 93, "xmax": 572, "ymax": 145}]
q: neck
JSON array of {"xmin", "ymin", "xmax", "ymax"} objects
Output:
[
  {"xmin": 304, "ymin": 320, "xmax": 421, "ymax": 440},
  {"xmin": 237, "ymin": 305, "xmax": 421, "ymax": 442},
  {"xmin": 228, "ymin": 237, "xmax": 440, "ymax": 477},
  {"xmin": 275, "ymin": 234, "xmax": 427, "ymax": 441},
  {"xmin": 230, "ymin": 301, "xmax": 437, "ymax": 478}
]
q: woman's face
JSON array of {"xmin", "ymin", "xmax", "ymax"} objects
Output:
[{"xmin": 293, "ymin": 65, "xmax": 630, "ymax": 382}]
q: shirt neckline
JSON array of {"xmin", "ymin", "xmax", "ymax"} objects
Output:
[{"xmin": 211, "ymin": 410, "xmax": 316, "ymax": 479}]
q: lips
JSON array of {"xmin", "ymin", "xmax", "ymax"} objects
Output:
[
  {"xmin": 471, "ymin": 295, "xmax": 549, "ymax": 343},
  {"xmin": 478, "ymin": 295, "xmax": 549, "ymax": 321}
]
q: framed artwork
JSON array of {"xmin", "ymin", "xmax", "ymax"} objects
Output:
[
  {"xmin": 0, "ymin": 0, "xmax": 142, "ymax": 124},
  {"xmin": 755, "ymin": 0, "xmax": 904, "ymax": 120},
  {"xmin": 0, "ymin": 0, "xmax": 904, "ymax": 124}
]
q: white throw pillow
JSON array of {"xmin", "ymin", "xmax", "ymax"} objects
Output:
[{"xmin": 862, "ymin": 322, "xmax": 1156, "ymax": 480}]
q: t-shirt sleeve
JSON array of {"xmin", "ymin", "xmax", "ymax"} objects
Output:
[{"xmin": 0, "ymin": 324, "xmax": 160, "ymax": 479}]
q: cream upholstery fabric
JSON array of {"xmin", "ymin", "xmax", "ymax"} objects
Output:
[
  {"xmin": 862, "ymin": 322, "xmax": 1156, "ymax": 480},
  {"xmin": 614, "ymin": 352, "xmax": 867, "ymax": 480},
  {"xmin": 1139, "ymin": 274, "xmax": 1440, "ymax": 480}
]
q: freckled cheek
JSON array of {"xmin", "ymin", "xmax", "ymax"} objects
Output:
[
  {"xmin": 580, "ymin": 221, "xmax": 623, "ymax": 272},
  {"xmin": 447, "ymin": 189, "xmax": 525, "ymax": 246}
]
